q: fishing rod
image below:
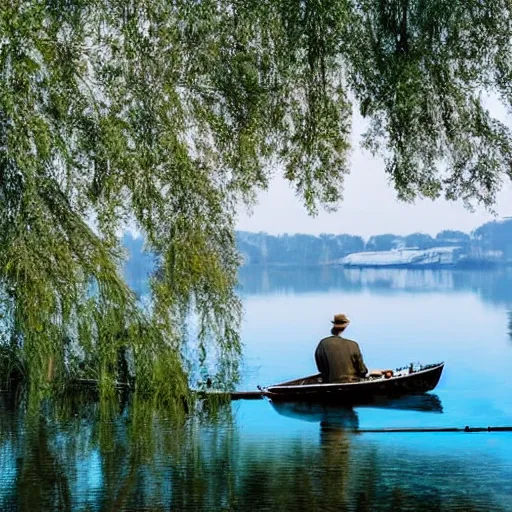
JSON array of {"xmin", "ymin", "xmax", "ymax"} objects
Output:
[{"xmin": 322, "ymin": 426, "xmax": 512, "ymax": 433}]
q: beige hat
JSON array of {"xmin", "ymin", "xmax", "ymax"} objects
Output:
[{"xmin": 331, "ymin": 313, "xmax": 350, "ymax": 327}]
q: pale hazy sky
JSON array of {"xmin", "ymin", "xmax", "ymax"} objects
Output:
[{"xmin": 236, "ymin": 97, "xmax": 512, "ymax": 239}]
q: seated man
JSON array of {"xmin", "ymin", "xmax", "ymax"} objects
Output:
[{"xmin": 315, "ymin": 313, "xmax": 368, "ymax": 383}]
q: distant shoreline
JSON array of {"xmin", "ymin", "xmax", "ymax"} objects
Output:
[
  {"xmin": 123, "ymin": 220, "xmax": 512, "ymax": 276},
  {"xmin": 239, "ymin": 260, "xmax": 506, "ymax": 270},
  {"xmin": 235, "ymin": 222, "xmax": 512, "ymax": 269}
]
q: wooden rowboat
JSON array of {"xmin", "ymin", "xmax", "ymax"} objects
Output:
[{"xmin": 263, "ymin": 362, "xmax": 444, "ymax": 404}]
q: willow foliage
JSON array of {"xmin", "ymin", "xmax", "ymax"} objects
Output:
[{"xmin": 1, "ymin": 0, "xmax": 512, "ymax": 398}]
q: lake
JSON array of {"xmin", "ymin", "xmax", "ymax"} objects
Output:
[{"xmin": 2, "ymin": 267, "xmax": 512, "ymax": 511}]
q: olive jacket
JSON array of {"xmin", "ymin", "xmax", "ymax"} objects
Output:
[{"xmin": 314, "ymin": 335, "xmax": 368, "ymax": 383}]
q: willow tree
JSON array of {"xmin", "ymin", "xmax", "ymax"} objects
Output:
[{"xmin": 1, "ymin": 0, "xmax": 512, "ymax": 398}]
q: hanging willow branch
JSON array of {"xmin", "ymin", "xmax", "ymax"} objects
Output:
[{"xmin": 1, "ymin": 0, "xmax": 512, "ymax": 400}]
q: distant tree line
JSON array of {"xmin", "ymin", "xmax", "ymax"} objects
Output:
[
  {"xmin": 123, "ymin": 220, "xmax": 512, "ymax": 274},
  {"xmin": 233, "ymin": 220, "xmax": 512, "ymax": 266}
]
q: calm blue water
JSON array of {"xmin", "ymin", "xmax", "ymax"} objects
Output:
[
  {"xmin": 1, "ymin": 267, "xmax": 512, "ymax": 511},
  {"xmin": 238, "ymin": 267, "xmax": 512, "ymax": 428}
]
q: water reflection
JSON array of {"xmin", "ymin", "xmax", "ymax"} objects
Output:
[
  {"xmin": 1, "ymin": 394, "xmax": 510, "ymax": 512},
  {"xmin": 238, "ymin": 266, "xmax": 512, "ymax": 307},
  {"xmin": 3, "ymin": 264, "xmax": 512, "ymax": 511},
  {"xmin": 270, "ymin": 394, "xmax": 443, "ymax": 431},
  {"xmin": 272, "ymin": 401, "xmax": 360, "ymax": 429}
]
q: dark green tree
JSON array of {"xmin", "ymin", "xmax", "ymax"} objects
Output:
[
  {"xmin": 404, "ymin": 233, "xmax": 434, "ymax": 249},
  {"xmin": 472, "ymin": 220, "xmax": 512, "ymax": 259},
  {"xmin": 435, "ymin": 230, "xmax": 471, "ymax": 245},
  {"xmin": 366, "ymin": 234, "xmax": 402, "ymax": 252}
]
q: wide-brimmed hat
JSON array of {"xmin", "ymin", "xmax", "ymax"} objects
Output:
[{"xmin": 331, "ymin": 313, "xmax": 350, "ymax": 327}]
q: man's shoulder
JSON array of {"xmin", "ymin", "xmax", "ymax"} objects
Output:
[
  {"xmin": 318, "ymin": 335, "xmax": 358, "ymax": 344},
  {"xmin": 318, "ymin": 335, "xmax": 338, "ymax": 344},
  {"xmin": 318, "ymin": 335, "xmax": 360, "ymax": 346},
  {"xmin": 340, "ymin": 337, "xmax": 360, "ymax": 347}
]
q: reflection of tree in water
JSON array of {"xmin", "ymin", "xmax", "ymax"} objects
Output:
[
  {"xmin": 0, "ymin": 395, "xmax": 505, "ymax": 512},
  {"xmin": 239, "ymin": 266, "xmax": 512, "ymax": 308},
  {"xmin": 17, "ymin": 420, "xmax": 71, "ymax": 512},
  {"xmin": 0, "ymin": 400, "xmax": 72, "ymax": 512}
]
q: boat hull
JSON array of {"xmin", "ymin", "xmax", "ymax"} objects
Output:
[{"xmin": 264, "ymin": 363, "xmax": 444, "ymax": 404}]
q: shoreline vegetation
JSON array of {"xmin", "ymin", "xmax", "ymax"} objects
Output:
[
  {"xmin": 124, "ymin": 219, "xmax": 512, "ymax": 277},
  {"xmin": 233, "ymin": 219, "xmax": 512, "ymax": 270}
]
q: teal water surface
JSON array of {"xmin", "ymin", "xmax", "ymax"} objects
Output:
[{"xmin": 1, "ymin": 267, "xmax": 512, "ymax": 511}]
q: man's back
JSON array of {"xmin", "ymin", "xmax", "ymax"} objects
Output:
[{"xmin": 315, "ymin": 335, "xmax": 368, "ymax": 383}]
